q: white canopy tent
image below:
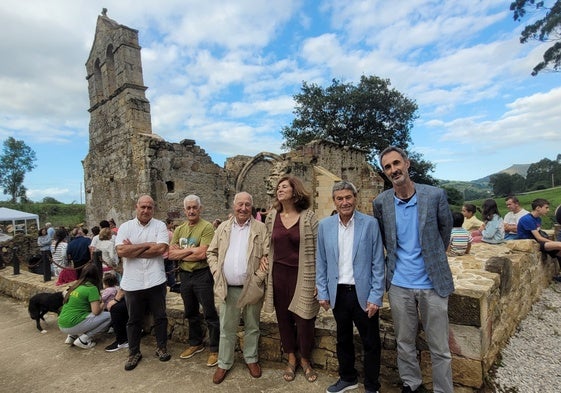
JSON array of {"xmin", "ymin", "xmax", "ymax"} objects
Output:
[{"xmin": 0, "ymin": 207, "xmax": 40, "ymax": 235}]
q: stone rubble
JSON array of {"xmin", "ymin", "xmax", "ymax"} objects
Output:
[{"xmin": 491, "ymin": 281, "xmax": 561, "ymax": 392}]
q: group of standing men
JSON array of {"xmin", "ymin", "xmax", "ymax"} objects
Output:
[{"xmin": 115, "ymin": 145, "xmax": 455, "ymax": 393}]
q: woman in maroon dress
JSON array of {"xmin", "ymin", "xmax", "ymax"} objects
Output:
[{"xmin": 264, "ymin": 175, "xmax": 319, "ymax": 383}]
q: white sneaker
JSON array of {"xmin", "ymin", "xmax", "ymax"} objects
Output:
[
  {"xmin": 64, "ymin": 335, "xmax": 78, "ymax": 345},
  {"xmin": 73, "ymin": 335, "xmax": 96, "ymax": 349}
]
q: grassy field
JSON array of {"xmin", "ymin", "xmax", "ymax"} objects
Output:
[{"xmin": 463, "ymin": 186, "xmax": 561, "ymax": 229}]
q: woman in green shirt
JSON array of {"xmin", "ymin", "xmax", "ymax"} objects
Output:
[{"xmin": 58, "ymin": 263, "xmax": 111, "ymax": 349}]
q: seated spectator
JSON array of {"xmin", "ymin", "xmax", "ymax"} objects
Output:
[
  {"xmin": 503, "ymin": 196, "xmax": 529, "ymax": 240},
  {"xmin": 448, "ymin": 212, "xmax": 472, "ymax": 256},
  {"xmin": 58, "ymin": 263, "xmax": 112, "ymax": 349},
  {"xmin": 472, "ymin": 199, "xmax": 504, "ymax": 244},
  {"xmin": 556, "ymin": 204, "xmax": 561, "ymax": 241},
  {"xmin": 518, "ymin": 199, "xmax": 561, "ymax": 282},
  {"xmin": 104, "ymin": 288, "xmax": 129, "ymax": 352},
  {"xmin": 462, "ymin": 203, "xmax": 483, "ymax": 231},
  {"xmin": 101, "ymin": 272, "xmax": 120, "ymax": 310}
]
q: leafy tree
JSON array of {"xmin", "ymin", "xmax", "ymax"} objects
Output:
[
  {"xmin": 42, "ymin": 196, "xmax": 63, "ymax": 204},
  {"xmin": 511, "ymin": 0, "xmax": 561, "ymax": 75},
  {"xmin": 525, "ymin": 157, "xmax": 561, "ymax": 190},
  {"xmin": 490, "ymin": 173, "xmax": 527, "ymax": 196},
  {"xmin": 0, "ymin": 137, "xmax": 37, "ymax": 203},
  {"xmin": 443, "ymin": 186, "xmax": 463, "ymax": 206},
  {"xmin": 282, "ymin": 75, "xmax": 438, "ymax": 186}
]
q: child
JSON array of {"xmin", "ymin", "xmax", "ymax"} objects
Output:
[
  {"xmin": 472, "ymin": 199, "xmax": 504, "ymax": 244},
  {"xmin": 448, "ymin": 212, "xmax": 472, "ymax": 256},
  {"xmin": 101, "ymin": 272, "xmax": 119, "ymax": 311},
  {"xmin": 462, "ymin": 203, "xmax": 483, "ymax": 231}
]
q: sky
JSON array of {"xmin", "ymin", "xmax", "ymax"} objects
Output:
[{"xmin": 1, "ymin": 0, "xmax": 560, "ymax": 204}]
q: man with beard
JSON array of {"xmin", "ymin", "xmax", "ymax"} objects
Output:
[{"xmin": 373, "ymin": 146, "xmax": 454, "ymax": 393}]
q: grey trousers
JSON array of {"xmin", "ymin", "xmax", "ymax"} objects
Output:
[
  {"xmin": 388, "ymin": 285, "xmax": 454, "ymax": 393},
  {"xmin": 59, "ymin": 311, "xmax": 112, "ymax": 338}
]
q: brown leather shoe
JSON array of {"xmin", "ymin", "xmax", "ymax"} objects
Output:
[
  {"xmin": 247, "ymin": 362, "xmax": 262, "ymax": 378},
  {"xmin": 213, "ymin": 367, "xmax": 228, "ymax": 384}
]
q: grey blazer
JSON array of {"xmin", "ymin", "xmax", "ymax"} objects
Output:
[
  {"xmin": 373, "ymin": 183, "xmax": 454, "ymax": 297},
  {"xmin": 316, "ymin": 210, "xmax": 386, "ymax": 309}
]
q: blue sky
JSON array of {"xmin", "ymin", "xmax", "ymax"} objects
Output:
[{"xmin": 1, "ymin": 0, "xmax": 560, "ymax": 204}]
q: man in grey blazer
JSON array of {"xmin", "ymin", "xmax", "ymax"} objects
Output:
[
  {"xmin": 373, "ymin": 146, "xmax": 454, "ymax": 393},
  {"xmin": 316, "ymin": 181, "xmax": 385, "ymax": 393}
]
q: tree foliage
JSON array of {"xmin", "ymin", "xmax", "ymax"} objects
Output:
[
  {"xmin": 525, "ymin": 157, "xmax": 561, "ymax": 189},
  {"xmin": 443, "ymin": 186, "xmax": 464, "ymax": 206},
  {"xmin": 0, "ymin": 137, "xmax": 37, "ymax": 203},
  {"xmin": 511, "ymin": 0, "xmax": 561, "ymax": 75},
  {"xmin": 489, "ymin": 172, "xmax": 527, "ymax": 196},
  {"xmin": 281, "ymin": 75, "xmax": 438, "ymax": 186}
]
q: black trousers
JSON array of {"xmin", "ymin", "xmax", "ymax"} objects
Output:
[
  {"xmin": 332, "ymin": 285, "xmax": 381, "ymax": 392},
  {"xmin": 179, "ymin": 267, "xmax": 220, "ymax": 351},
  {"xmin": 125, "ymin": 283, "xmax": 168, "ymax": 355},
  {"xmin": 109, "ymin": 299, "xmax": 128, "ymax": 345}
]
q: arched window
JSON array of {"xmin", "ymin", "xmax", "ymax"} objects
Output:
[
  {"xmin": 105, "ymin": 45, "xmax": 116, "ymax": 95},
  {"xmin": 94, "ymin": 58, "xmax": 104, "ymax": 101}
]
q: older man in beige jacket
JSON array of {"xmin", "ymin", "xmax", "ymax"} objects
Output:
[{"xmin": 207, "ymin": 191, "xmax": 268, "ymax": 384}]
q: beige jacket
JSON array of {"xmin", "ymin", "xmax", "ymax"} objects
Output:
[
  {"xmin": 207, "ymin": 216, "xmax": 268, "ymax": 308},
  {"xmin": 264, "ymin": 208, "xmax": 320, "ymax": 320}
]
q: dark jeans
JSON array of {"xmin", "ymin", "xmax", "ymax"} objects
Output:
[
  {"xmin": 332, "ymin": 285, "xmax": 381, "ymax": 392},
  {"xmin": 125, "ymin": 283, "xmax": 168, "ymax": 355},
  {"xmin": 179, "ymin": 267, "xmax": 220, "ymax": 352},
  {"xmin": 110, "ymin": 299, "xmax": 128, "ymax": 345}
]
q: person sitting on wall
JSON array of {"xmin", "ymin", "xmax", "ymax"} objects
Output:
[
  {"xmin": 517, "ymin": 198, "xmax": 561, "ymax": 281},
  {"xmin": 503, "ymin": 196, "xmax": 529, "ymax": 240}
]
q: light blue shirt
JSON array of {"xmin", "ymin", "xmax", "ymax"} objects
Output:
[{"xmin": 392, "ymin": 194, "xmax": 433, "ymax": 289}]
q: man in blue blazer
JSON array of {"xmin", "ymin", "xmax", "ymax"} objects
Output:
[
  {"xmin": 316, "ymin": 181, "xmax": 385, "ymax": 393},
  {"xmin": 373, "ymin": 146, "xmax": 454, "ymax": 393}
]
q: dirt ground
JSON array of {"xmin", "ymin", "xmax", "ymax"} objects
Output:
[{"xmin": 0, "ymin": 295, "xmax": 401, "ymax": 393}]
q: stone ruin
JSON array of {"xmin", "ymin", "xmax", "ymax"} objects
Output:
[{"xmin": 82, "ymin": 10, "xmax": 384, "ymax": 227}]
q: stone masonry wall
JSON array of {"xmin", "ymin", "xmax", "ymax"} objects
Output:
[{"xmin": 1, "ymin": 239, "xmax": 557, "ymax": 391}]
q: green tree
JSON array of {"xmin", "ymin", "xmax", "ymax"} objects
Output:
[
  {"xmin": 525, "ymin": 157, "xmax": 561, "ymax": 190},
  {"xmin": 490, "ymin": 173, "xmax": 527, "ymax": 196},
  {"xmin": 0, "ymin": 137, "xmax": 37, "ymax": 203},
  {"xmin": 42, "ymin": 196, "xmax": 62, "ymax": 204},
  {"xmin": 511, "ymin": 0, "xmax": 561, "ymax": 75},
  {"xmin": 443, "ymin": 186, "xmax": 463, "ymax": 206},
  {"xmin": 281, "ymin": 75, "xmax": 438, "ymax": 186}
]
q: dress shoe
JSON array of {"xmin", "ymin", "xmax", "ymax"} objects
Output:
[
  {"xmin": 247, "ymin": 362, "xmax": 262, "ymax": 378},
  {"xmin": 213, "ymin": 367, "xmax": 228, "ymax": 384}
]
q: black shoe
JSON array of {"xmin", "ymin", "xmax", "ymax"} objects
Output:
[
  {"xmin": 553, "ymin": 275, "xmax": 561, "ymax": 282},
  {"xmin": 402, "ymin": 386, "xmax": 419, "ymax": 393},
  {"xmin": 156, "ymin": 347, "xmax": 171, "ymax": 361},
  {"xmin": 125, "ymin": 352, "xmax": 142, "ymax": 371}
]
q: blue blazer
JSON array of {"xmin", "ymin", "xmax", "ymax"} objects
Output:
[
  {"xmin": 373, "ymin": 183, "xmax": 454, "ymax": 297},
  {"xmin": 316, "ymin": 210, "xmax": 386, "ymax": 309}
]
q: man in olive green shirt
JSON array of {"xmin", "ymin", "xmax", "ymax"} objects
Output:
[{"xmin": 168, "ymin": 195, "xmax": 219, "ymax": 366}]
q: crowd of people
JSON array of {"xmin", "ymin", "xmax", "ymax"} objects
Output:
[
  {"xmin": 454, "ymin": 196, "xmax": 561, "ymax": 281},
  {"xmin": 34, "ymin": 145, "xmax": 561, "ymax": 393}
]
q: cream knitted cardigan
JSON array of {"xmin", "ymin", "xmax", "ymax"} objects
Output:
[{"xmin": 263, "ymin": 208, "xmax": 320, "ymax": 320}]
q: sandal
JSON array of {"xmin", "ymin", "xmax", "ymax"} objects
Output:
[
  {"xmin": 301, "ymin": 362, "xmax": 318, "ymax": 383},
  {"xmin": 283, "ymin": 362, "xmax": 297, "ymax": 382}
]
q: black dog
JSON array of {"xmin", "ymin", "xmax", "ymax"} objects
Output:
[{"xmin": 28, "ymin": 292, "xmax": 64, "ymax": 332}]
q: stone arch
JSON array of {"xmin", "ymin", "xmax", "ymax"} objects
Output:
[
  {"xmin": 94, "ymin": 58, "xmax": 103, "ymax": 102},
  {"xmin": 105, "ymin": 44, "xmax": 116, "ymax": 95},
  {"xmin": 235, "ymin": 152, "xmax": 283, "ymax": 210}
]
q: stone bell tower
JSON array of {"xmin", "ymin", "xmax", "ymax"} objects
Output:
[{"xmin": 83, "ymin": 9, "xmax": 159, "ymax": 224}]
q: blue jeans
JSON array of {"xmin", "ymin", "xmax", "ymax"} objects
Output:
[
  {"xmin": 388, "ymin": 285, "xmax": 453, "ymax": 393},
  {"xmin": 179, "ymin": 267, "xmax": 219, "ymax": 352}
]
